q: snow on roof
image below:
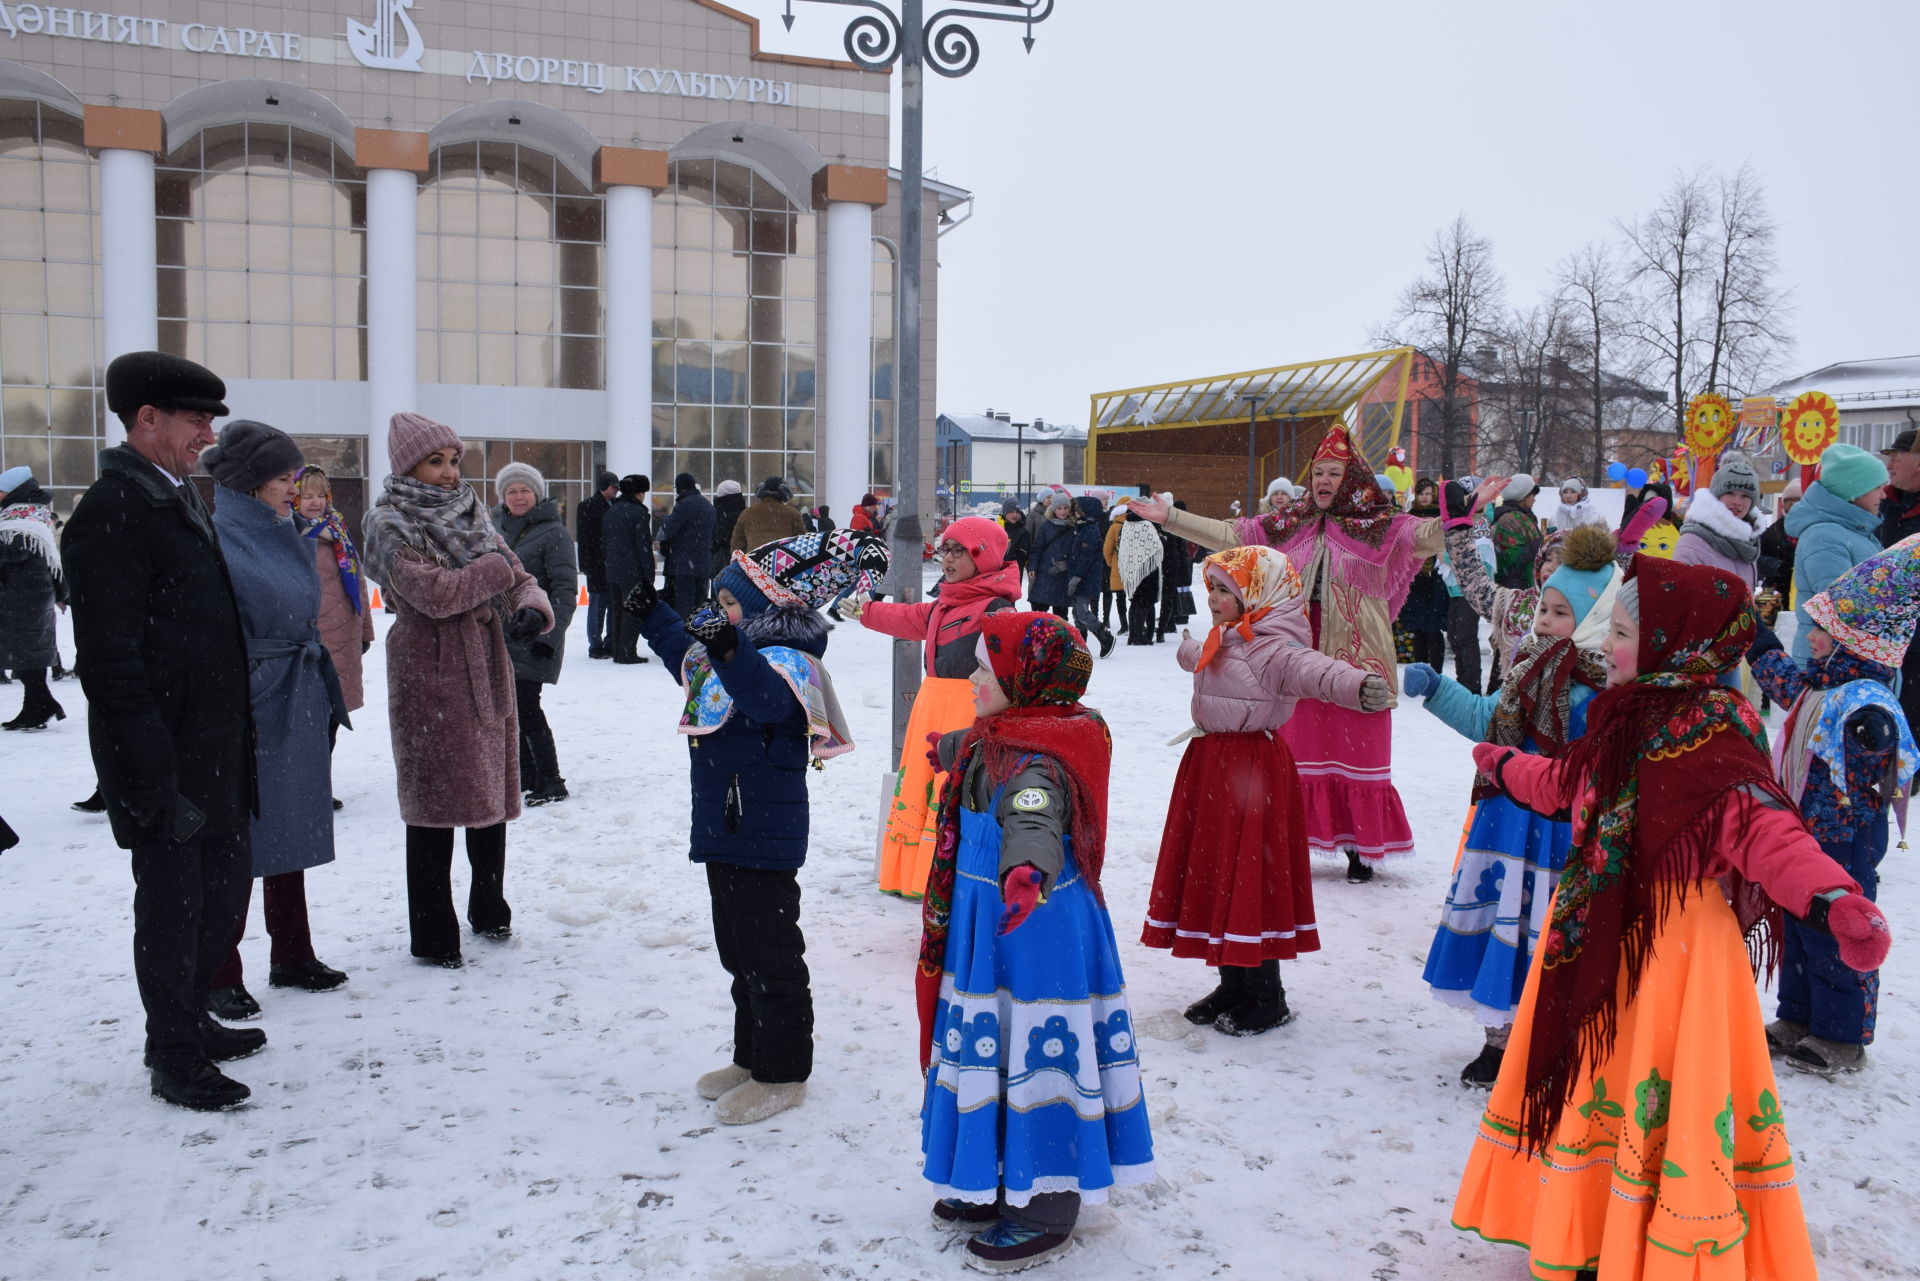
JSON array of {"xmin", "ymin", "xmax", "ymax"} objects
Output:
[
  {"xmin": 939, "ymin": 413, "xmax": 1086, "ymax": 442},
  {"xmin": 1767, "ymin": 355, "xmax": 1920, "ymax": 409}
]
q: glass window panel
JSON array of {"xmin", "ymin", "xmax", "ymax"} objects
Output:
[
  {"xmin": 2, "ymin": 386, "xmax": 48, "ymax": 429},
  {"xmin": 713, "ymin": 296, "xmax": 749, "ymax": 344},
  {"xmin": 49, "ymin": 386, "xmax": 93, "ymax": 435},
  {"xmin": 517, "ymin": 149, "xmax": 555, "ymax": 196},
  {"xmin": 206, "ymin": 323, "xmax": 247, "ymax": 376},
  {"xmin": 290, "ymin": 275, "xmax": 331, "ymax": 324},
  {"xmin": 416, "ymin": 330, "xmax": 437, "ymax": 381},
  {"xmin": 558, "ymin": 287, "xmax": 599, "ymax": 337},
  {"xmin": 786, "ymin": 258, "xmax": 816, "ymax": 301},
  {"xmin": 415, "ymin": 280, "xmax": 438, "ymax": 332},
  {"xmin": 558, "ymin": 337, "xmax": 600, "ymax": 390},
  {"xmin": 439, "ymin": 284, "xmax": 477, "ymax": 331},
  {"xmin": 713, "ymin": 343, "xmax": 748, "ymax": 406},
  {"xmin": 288, "ymin": 133, "xmax": 336, "ymax": 184},
  {"xmin": 713, "ymin": 252, "xmax": 748, "ymax": 298},
  {"xmin": 747, "ymin": 296, "xmax": 783, "ymax": 344},
  {"xmin": 290, "ymin": 227, "xmax": 333, "ymax": 273},
  {"xmin": 674, "ymin": 341, "xmax": 713, "ymax": 404},
  {"xmin": 785, "ymin": 349, "xmax": 816, "ymax": 407},
  {"xmin": 46, "ymin": 316, "xmax": 91, "ymax": 385},
  {"xmin": 748, "ymin": 343, "xmax": 783, "ymax": 406},
  {"xmin": 335, "ymin": 227, "xmax": 364, "ymax": 274},
  {"xmin": 439, "ymin": 189, "xmax": 477, "ymax": 237},
  {"xmin": 336, "ymin": 277, "xmax": 363, "ymax": 326},
  {"xmin": 677, "ymin": 406, "xmax": 712, "ymax": 449},
  {"xmin": 476, "ymin": 236, "xmax": 515, "ymax": 285},
  {"xmin": 205, "ymin": 225, "xmax": 246, "ymax": 270},
  {"xmin": 785, "ymin": 301, "xmax": 817, "ymax": 347},
  {"xmin": 515, "ymin": 238, "xmax": 554, "ymax": 286},
  {"xmin": 748, "ymin": 452, "xmax": 785, "ymax": 486},
  {"xmin": 674, "ymin": 204, "xmax": 713, "ymax": 250},
  {"xmin": 248, "ymin": 174, "xmax": 291, "ymax": 223},
  {"xmin": 205, "ymin": 272, "xmax": 246, "ymax": 322},
  {"xmin": 0, "ymin": 208, "xmax": 39, "ymax": 253},
  {"xmin": 155, "ymin": 173, "xmax": 193, "ymax": 218},
  {"xmin": 292, "ymin": 325, "xmax": 333, "ymax": 379},
  {"xmin": 714, "ymin": 450, "xmax": 747, "ymax": 490},
  {"xmin": 712, "ymin": 406, "xmax": 746, "ymax": 450},
  {"xmin": 792, "ymin": 213, "xmax": 817, "ymax": 258},
  {"xmin": 43, "ymin": 212, "xmax": 88, "ymax": 261},
  {"xmin": 515, "ymin": 285, "xmax": 554, "ymax": 334},
  {"xmin": 50, "ymin": 434, "xmax": 94, "ymax": 486},
  {"xmin": 249, "ymin": 324, "xmax": 290, "ymax": 380},
  {"xmin": 652, "ymin": 340, "xmax": 674, "ymax": 401},
  {"xmin": 200, "ymin": 171, "xmax": 246, "ymax": 221},
  {"xmin": 248, "ymin": 223, "xmax": 290, "ymax": 273},
  {"xmin": 339, "ymin": 327, "xmax": 365, "ymax": 380},
  {"xmin": 0, "ymin": 156, "xmax": 38, "ymax": 206},
  {"xmin": 415, "ymin": 186, "xmax": 439, "ymax": 233},
  {"xmin": 41, "ymin": 160, "xmax": 88, "ymax": 212},
  {"xmin": 672, "ymin": 294, "xmax": 711, "ymax": 340},
  {"xmin": 749, "ymin": 407, "xmax": 783, "ymax": 451},
  {"xmin": 476, "ymin": 190, "xmax": 516, "ymax": 239},
  {"xmin": 516, "ymin": 333, "xmax": 550, "ymax": 388},
  {"xmin": 2, "ymin": 434, "xmax": 50, "ymax": 476},
  {"xmin": 786, "ymin": 451, "xmax": 814, "ymax": 498},
  {"xmin": 477, "ymin": 285, "xmax": 514, "ymax": 332},
  {"xmin": 476, "ymin": 333, "xmax": 513, "ymax": 386},
  {"xmin": 439, "ymin": 332, "xmax": 476, "ymax": 384},
  {"xmin": 553, "ymin": 197, "xmax": 601, "ymax": 244},
  {"xmin": 785, "ymin": 409, "xmax": 816, "ymax": 454},
  {"xmin": 558, "ymin": 242, "xmax": 597, "ymax": 290},
  {"xmin": 432, "ymin": 232, "xmax": 476, "ymax": 283},
  {"xmin": 1, "ymin": 260, "xmax": 45, "ymax": 313}
]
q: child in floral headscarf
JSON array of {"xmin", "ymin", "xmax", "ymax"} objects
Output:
[
  {"xmin": 919, "ymin": 611, "xmax": 1153, "ymax": 1273},
  {"xmin": 1747, "ymin": 532, "xmax": 1920, "ymax": 1076},
  {"xmin": 1454, "ymin": 555, "xmax": 1893, "ymax": 1281},
  {"xmin": 1141, "ymin": 546, "xmax": 1390, "ymax": 1035}
]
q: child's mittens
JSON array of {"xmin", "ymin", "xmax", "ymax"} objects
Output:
[
  {"xmin": 1358, "ymin": 673, "xmax": 1393, "ymax": 712},
  {"xmin": 998, "ymin": 865, "xmax": 1045, "ymax": 936},
  {"xmin": 1747, "ymin": 618, "xmax": 1784, "ymax": 662},
  {"xmin": 1441, "ymin": 480, "xmax": 1475, "ymax": 529},
  {"xmin": 1402, "ymin": 662, "xmax": 1439, "ymax": 700},
  {"xmin": 1619, "ymin": 494, "xmax": 1670, "ymax": 546},
  {"xmin": 924, "ymin": 730, "xmax": 946, "ymax": 773},
  {"xmin": 1827, "ymin": 893, "xmax": 1893, "ymax": 972},
  {"xmin": 1472, "ymin": 742, "xmax": 1517, "ymax": 782}
]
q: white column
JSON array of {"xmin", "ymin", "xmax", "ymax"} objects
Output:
[
  {"xmin": 364, "ymin": 167, "xmax": 419, "ymax": 490},
  {"xmin": 98, "ymin": 148, "xmax": 157, "ymax": 446},
  {"xmin": 823, "ymin": 199, "xmax": 874, "ymax": 515},
  {"xmin": 603, "ymin": 184, "xmax": 654, "ymax": 476}
]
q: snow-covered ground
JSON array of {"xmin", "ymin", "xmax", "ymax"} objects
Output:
[{"xmin": 2, "ymin": 591, "xmax": 1916, "ymax": 1281}]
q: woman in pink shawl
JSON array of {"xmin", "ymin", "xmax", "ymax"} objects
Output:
[{"xmin": 1136, "ymin": 426, "xmax": 1504, "ymax": 881}]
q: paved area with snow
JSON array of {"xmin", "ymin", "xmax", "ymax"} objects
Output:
[{"xmin": 3, "ymin": 599, "xmax": 1915, "ymax": 1280}]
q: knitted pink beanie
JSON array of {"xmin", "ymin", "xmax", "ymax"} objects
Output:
[
  {"xmin": 389, "ymin": 411, "xmax": 461, "ymax": 477},
  {"xmin": 941, "ymin": 515, "xmax": 1009, "ymax": 573}
]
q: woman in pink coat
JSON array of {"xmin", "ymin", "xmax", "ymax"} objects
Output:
[
  {"xmin": 846, "ymin": 515, "xmax": 1021, "ymax": 898},
  {"xmin": 1143, "ymin": 545, "xmax": 1393, "ymax": 1035},
  {"xmin": 361, "ymin": 413, "xmax": 553, "ymax": 968},
  {"xmin": 294, "ymin": 466, "xmax": 374, "ymax": 808}
]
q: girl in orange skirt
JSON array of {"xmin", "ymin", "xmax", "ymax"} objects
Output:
[
  {"xmin": 847, "ymin": 517, "xmax": 1021, "ymax": 898},
  {"xmin": 1141, "ymin": 546, "xmax": 1391, "ymax": 1034},
  {"xmin": 1457, "ymin": 555, "xmax": 1894, "ymax": 1280}
]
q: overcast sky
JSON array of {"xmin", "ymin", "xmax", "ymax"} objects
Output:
[{"xmin": 733, "ymin": 0, "xmax": 1918, "ymax": 429}]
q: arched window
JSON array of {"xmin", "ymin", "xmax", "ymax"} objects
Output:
[
  {"xmin": 0, "ymin": 99, "xmax": 99, "ymax": 512},
  {"xmin": 650, "ymin": 158, "xmax": 818, "ymax": 500},
  {"xmin": 156, "ymin": 122, "xmax": 367, "ymax": 381},
  {"xmin": 417, "ymin": 141, "xmax": 602, "ymax": 391}
]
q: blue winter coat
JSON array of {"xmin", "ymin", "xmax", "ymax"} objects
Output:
[
  {"xmin": 1026, "ymin": 512, "xmax": 1077, "ymax": 608},
  {"xmin": 640, "ymin": 601, "xmax": 821, "ymax": 871},
  {"xmin": 1065, "ymin": 497, "xmax": 1109, "ymax": 600},
  {"xmin": 602, "ymin": 497, "xmax": 655, "ymax": 587},
  {"xmin": 656, "ymin": 490, "xmax": 718, "ymax": 578},
  {"xmin": 1786, "ymin": 483, "xmax": 1884, "ymax": 659},
  {"xmin": 213, "ymin": 485, "xmax": 347, "ymax": 878}
]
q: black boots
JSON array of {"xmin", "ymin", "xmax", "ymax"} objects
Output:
[
  {"xmin": 3, "ymin": 670, "xmax": 64, "ymax": 730},
  {"xmin": 1461, "ymin": 1027, "xmax": 1509, "ymax": 1088},
  {"xmin": 206, "ymin": 984, "xmax": 262, "ymax": 1021},
  {"xmin": 1194, "ymin": 962, "xmax": 1293, "ymax": 1036},
  {"xmin": 526, "ymin": 777, "xmax": 569, "ymax": 807},
  {"xmin": 199, "ymin": 1016, "xmax": 267, "ymax": 1062},
  {"xmin": 269, "ymin": 958, "xmax": 349, "ymax": 992},
  {"xmin": 1345, "ymin": 849, "xmax": 1375, "ymax": 884},
  {"xmin": 150, "ymin": 1060, "xmax": 250, "ymax": 1111}
]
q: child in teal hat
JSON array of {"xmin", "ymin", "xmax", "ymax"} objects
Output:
[{"xmin": 1402, "ymin": 524, "xmax": 1622, "ymax": 1084}]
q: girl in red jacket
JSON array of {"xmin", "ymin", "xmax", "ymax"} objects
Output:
[{"xmin": 845, "ymin": 516, "xmax": 1021, "ymax": 898}]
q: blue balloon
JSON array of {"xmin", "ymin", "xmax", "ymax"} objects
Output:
[
  {"xmin": 1626, "ymin": 467, "xmax": 1649, "ymax": 489},
  {"xmin": 1606, "ymin": 461, "xmax": 1628, "ymax": 481}
]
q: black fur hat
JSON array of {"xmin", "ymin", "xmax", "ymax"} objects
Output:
[{"xmin": 105, "ymin": 350, "xmax": 229, "ymax": 418}]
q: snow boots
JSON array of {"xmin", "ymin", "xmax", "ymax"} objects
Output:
[
  {"xmin": 714, "ymin": 1079, "xmax": 807, "ymax": 1125},
  {"xmin": 1214, "ymin": 961, "xmax": 1292, "ymax": 1036},
  {"xmin": 695, "ymin": 1062, "xmax": 752, "ymax": 1100}
]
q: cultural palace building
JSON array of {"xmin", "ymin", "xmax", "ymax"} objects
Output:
[{"xmin": 0, "ymin": 0, "xmax": 955, "ymax": 523}]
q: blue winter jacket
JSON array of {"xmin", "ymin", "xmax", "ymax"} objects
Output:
[
  {"xmin": 1785, "ymin": 482, "xmax": 1883, "ymax": 659},
  {"xmin": 1751, "ymin": 646, "xmax": 1898, "ymax": 843},
  {"xmin": 640, "ymin": 600, "xmax": 821, "ymax": 871},
  {"xmin": 1420, "ymin": 669, "xmax": 1595, "ymax": 744},
  {"xmin": 1026, "ymin": 512, "xmax": 1076, "ymax": 608},
  {"xmin": 1065, "ymin": 497, "xmax": 1109, "ymax": 599}
]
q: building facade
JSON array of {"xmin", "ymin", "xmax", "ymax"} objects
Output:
[
  {"xmin": 0, "ymin": 0, "xmax": 950, "ymax": 524},
  {"xmin": 934, "ymin": 410, "xmax": 1084, "ymax": 513}
]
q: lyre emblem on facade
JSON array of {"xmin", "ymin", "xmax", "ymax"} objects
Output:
[{"xmin": 347, "ymin": 0, "xmax": 425, "ymax": 72}]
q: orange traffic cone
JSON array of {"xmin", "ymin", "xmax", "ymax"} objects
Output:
[
  {"xmin": 578, "ymin": 585, "xmax": 590, "ymax": 606},
  {"xmin": 370, "ymin": 586, "xmax": 382, "ymax": 610}
]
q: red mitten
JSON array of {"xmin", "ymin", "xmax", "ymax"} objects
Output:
[
  {"xmin": 1829, "ymin": 894, "xmax": 1892, "ymax": 972},
  {"xmin": 1619, "ymin": 495, "xmax": 1670, "ymax": 548},
  {"xmin": 998, "ymin": 866, "xmax": 1045, "ymax": 937},
  {"xmin": 924, "ymin": 730, "xmax": 946, "ymax": 773},
  {"xmin": 1471, "ymin": 743, "xmax": 1511, "ymax": 778}
]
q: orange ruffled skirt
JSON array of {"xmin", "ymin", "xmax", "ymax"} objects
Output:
[
  {"xmin": 877, "ymin": 676, "xmax": 976, "ymax": 899},
  {"xmin": 1453, "ymin": 884, "xmax": 1817, "ymax": 1280}
]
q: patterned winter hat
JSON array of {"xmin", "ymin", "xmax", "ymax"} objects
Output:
[
  {"xmin": 975, "ymin": 610, "xmax": 1094, "ymax": 708},
  {"xmin": 728, "ymin": 528, "xmax": 890, "ymax": 612},
  {"xmin": 1804, "ymin": 533, "xmax": 1920, "ymax": 666},
  {"xmin": 1312, "ymin": 424, "xmax": 1359, "ymax": 465}
]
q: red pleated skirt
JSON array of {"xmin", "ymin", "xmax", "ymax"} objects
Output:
[{"xmin": 1141, "ymin": 731, "xmax": 1320, "ymax": 966}]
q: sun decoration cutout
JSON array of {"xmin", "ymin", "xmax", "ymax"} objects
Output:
[
  {"xmin": 1780, "ymin": 391, "xmax": 1841, "ymax": 465},
  {"xmin": 1683, "ymin": 393, "xmax": 1734, "ymax": 457}
]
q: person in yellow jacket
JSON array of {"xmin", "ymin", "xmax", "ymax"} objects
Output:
[{"xmin": 1100, "ymin": 502, "xmax": 1125, "ymax": 629}]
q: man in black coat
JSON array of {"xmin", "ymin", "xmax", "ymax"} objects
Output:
[
  {"xmin": 656, "ymin": 473, "xmax": 718, "ymax": 616},
  {"xmin": 577, "ymin": 470, "xmax": 618, "ymax": 659},
  {"xmin": 711, "ymin": 479, "xmax": 746, "ymax": 576},
  {"xmin": 602, "ymin": 474, "xmax": 655, "ymax": 663},
  {"xmin": 62, "ymin": 351, "xmax": 262, "ymax": 1111},
  {"xmin": 1878, "ymin": 430, "xmax": 1920, "ymax": 739}
]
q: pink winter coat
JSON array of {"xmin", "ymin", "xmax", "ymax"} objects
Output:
[
  {"xmin": 310, "ymin": 533, "xmax": 374, "ymax": 712},
  {"xmin": 383, "ymin": 548, "xmax": 552, "ymax": 828},
  {"xmin": 1177, "ymin": 595, "xmax": 1371, "ymax": 734},
  {"xmin": 861, "ymin": 562, "xmax": 1022, "ymax": 677}
]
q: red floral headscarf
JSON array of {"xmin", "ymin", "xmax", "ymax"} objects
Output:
[{"xmin": 1256, "ymin": 425, "xmax": 1400, "ymax": 548}]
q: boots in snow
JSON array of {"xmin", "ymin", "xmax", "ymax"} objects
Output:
[
  {"xmin": 696, "ymin": 1062, "xmax": 752, "ymax": 1100},
  {"xmin": 526, "ymin": 777, "xmax": 570, "ymax": 806},
  {"xmin": 932, "ymin": 1199, "xmax": 1001, "ymax": 1230},
  {"xmin": 269, "ymin": 959, "xmax": 348, "ymax": 992},
  {"xmin": 1461, "ymin": 1025, "xmax": 1509, "ymax": 1087},
  {"xmin": 1765, "ymin": 1018, "xmax": 1809, "ymax": 1056},
  {"xmin": 150, "ymin": 1060, "xmax": 250, "ymax": 1112},
  {"xmin": 715, "ymin": 1079, "xmax": 807, "ymax": 1125},
  {"xmin": 1788, "ymin": 1036, "xmax": 1866, "ymax": 1076},
  {"xmin": 964, "ymin": 1220, "xmax": 1073, "ymax": 1273},
  {"xmin": 1345, "ymin": 849, "xmax": 1374, "ymax": 884},
  {"xmin": 1214, "ymin": 961, "xmax": 1291, "ymax": 1036},
  {"xmin": 198, "ymin": 1016, "xmax": 267, "ymax": 1063},
  {"xmin": 71, "ymin": 789, "xmax": 105, "ymax": 813},
  {"xmin": 1182, "ymin": 969, "xmax": 1241, "ymax": 1025},
  {"xmin": 206, "ymin": 984, "xmax": 262, "ymax": 1022},
  {"xmin": 1094, "ymin": 626, "xmax": 1116, "ymax": 659}
]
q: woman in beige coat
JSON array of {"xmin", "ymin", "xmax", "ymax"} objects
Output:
[{"xmin": 295, "ymin": 468, "xmax": 374, "ymax": 810}]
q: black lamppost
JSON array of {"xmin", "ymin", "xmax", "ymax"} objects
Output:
[
  {"xmin": 783, "ymin": 0, "xmax": 1055, "ymax": 756},
  {"xmin": 1025, "ymin": 447, "xmax": 1037, "ymax": 503},
  {"xmin": 1012, "ymin": 420, "xmax": 1029, "ymax": 507},
  {"xmin": 1242, "ymin": 391, "xmax": 1264, "ymax": 512}
]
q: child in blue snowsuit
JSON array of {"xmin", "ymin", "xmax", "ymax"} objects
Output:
[{"xmin": 1748, "ymin": 535, "xmax": 1920, "ymax": 1074}]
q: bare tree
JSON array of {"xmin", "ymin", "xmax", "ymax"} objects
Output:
[
  {"xmin": 1619, "ymin": 169, "xmax": 1712, "ymax": 437},
  {"xmin": 1374, "ymin": 216, "xmax": 1506, "ymax": 475},
  {"xmin": 1700, "ymin": 164, "xmax": 1791, "ymax": 397},
  {"xmin": 1478, "ymin": 301, "xmax": 1581, "ymax": 478},
  {"xmin": 1556, "ymin": 241, "xmax": 1645, "ymax": 478}
]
